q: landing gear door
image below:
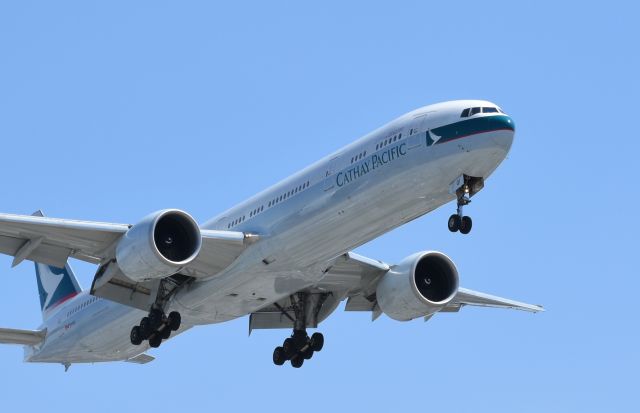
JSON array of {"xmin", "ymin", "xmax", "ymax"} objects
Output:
[{"xmin": 323, "ymin": 155, "xmax": 341, "ymax": 192}]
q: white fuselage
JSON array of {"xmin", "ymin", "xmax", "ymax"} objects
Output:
[{"xmin": 27, "ymin": 100, "xmax": 515, "ymax": 363}]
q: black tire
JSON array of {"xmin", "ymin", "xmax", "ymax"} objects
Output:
[
  {"xmin": 302, "ymin": 347, "xmax": 314, "ymax": 360},
  {"xmin": 283, "ymin": 338, "xmax": 296, "ymax": 357},
  {"xmin": 310, "ymin": 332, "xmax": 324, "ymax": 352},
  {"xmin": 290, "ymin": 355, "xmax": 304, "ymax": 368},
  {"xmin": 161, "ymin": 327, "xmax": 171, "ymax": 340},
  {"xmin": 149, "ymin": 336, "xmax": 162, "ymax": 348},
  {"xmin": 448, "ymin": 214, "xmax": 461, "ymax": 232},
  {"xmin": 168, "ymin": 311, "xmax": 181, "ymax": 331},
  {"xmin": 273, "ymin": 347, "xmax": 286, "ymax": 366},
  {"xmin": 130, "ymin": 326, "xmax": 143, "ymax": 346},
  {"xmin": 149, "ymin": 309, "xmax": 164, "ymax": 329},
  {"xmin": 460, "ymin": 216, "xmax": 472, "ymax": 234},
  {"xmin": 139, "ymin": 317, "xmax": 152, "ymax": 339}
]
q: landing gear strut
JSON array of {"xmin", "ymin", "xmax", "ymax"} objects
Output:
[
  {"xmin": 272, "ymin": 293, "xmax": 325, "ymax": 368},
  {"xmin": 448, "ymin": 191, "xmax": 472, "ymax": 234},
  {"xmin": 129, "ymin": 275, "xmax": 188, "ymax": 348},
  {"xmin": 448, "ymin": 175, "xmax": 482, "ymax": 235}
]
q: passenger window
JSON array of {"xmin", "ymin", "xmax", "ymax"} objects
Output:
[
  {"xmin": 470, "ymin": 107, "xmax": 481, "ymax": 116},
  {"xmin": 461, "ymin": 108, "xmax": 470, "ymax": 117}
]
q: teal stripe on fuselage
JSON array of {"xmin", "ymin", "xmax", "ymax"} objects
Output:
[{"xmin": 430, "ymin": 115, "xmax": 515, "ymax": 146}]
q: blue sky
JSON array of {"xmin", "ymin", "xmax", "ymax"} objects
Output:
[{"xmin": 0, "ymin": 1, "xmax": 638, "ymax": 411}]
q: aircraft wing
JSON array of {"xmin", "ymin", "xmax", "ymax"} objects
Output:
[
  {"xmin": 0, "ymin": 327, "xmax": 46, "ymax": 345},
  {"xmin": 302, "ymin": 252, "xmax": 541, "ymax": 325},
  {"xmin": 0, "ymin": 212, "xmax": 252, "ymax": 277},
  {"xmin": 444, "ymin": 287, "xmax": 544, "ymax": 313},
  {"xmin": 0, "ymin": 211, "xmax": 129, "ymax": 267}
]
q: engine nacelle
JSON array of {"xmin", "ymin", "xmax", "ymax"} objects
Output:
[
  {"xmin": 115, "ymin": 209, "xmax": 202, "ymax": 282},
  {"xmin": 376, "ymin": 251, "xmax": 459, "ymax": 321}
]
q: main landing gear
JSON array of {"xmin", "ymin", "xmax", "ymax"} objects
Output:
[
  {"xmin": 129, "ymin": 275, "xmax": 190, "ymax": 348},
  {"xmin": 272, "ymin": 292, "xmax": 325, "ymax": 368},
  {"xmin": 272, "ymin": 330, "xmax": 324, "ymax": 368},
  {"xmin": 130, "ymin": 309, "xmax": 181, "ymax": 348}
]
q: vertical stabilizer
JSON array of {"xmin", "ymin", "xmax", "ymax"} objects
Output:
[
  {"xmin": 30, "ymin": 210, "xmax": 82, "ymax": 319},
  {"xmin": 34, "ymin": 262, "xmax": 82, "ymax": 319}
]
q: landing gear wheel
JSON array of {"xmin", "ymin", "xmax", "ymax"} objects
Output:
[
  {"xmin": 139, "ymin": 317, "xmax": 152, "ymax": 339},
  {"xmin": 310, "ymin": 332, "xmax": 324, "ymax": 352},
  {"xmin": 283, "ymin": 338, "xmax": 296, "ymax": 357},
  {"xmin": 460, "ymin": 216, "xmax": 472, "ymax": 234},
  {"xmin": 149, "ymin": 309, "xmax": 164, "ymax": 329},
  {"xmin": 273, "ymin": 347, "xmax": 286, "ymax": 366},
  {"xmin": 160, "ymin": 327, "xmax": 171, "ymax": 340},
  {"xmin": 302, "ymin": 347, "xmax": 314, "ymax": 360},
  {"xmin": 448, "ymin": 214, "xmax": 461, "ymax": 232},
  {"xmin": 130, "ymin": 326, "xmax": 143, "ymax": 346},
  {"xmin": 167, "ymin": 311, "xmax": 181, "ymax": 331},
  {"xmin": 149, "ymin": 336, "xmax": 162, "ymax": 348},
  {"xmin": 290, "ymin": 355, "xmax": 304, "ymax": 368}
]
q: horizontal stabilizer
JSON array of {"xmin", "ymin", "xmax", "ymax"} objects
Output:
[
  {"xmin": 125, "ymin": 353, "xmax": 155, "ymax": 364},
  {"xmin": 0, "ymin": 327, "xmax": 46, "ymax": 345}
]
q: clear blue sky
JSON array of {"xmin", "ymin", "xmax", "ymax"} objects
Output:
[{"xmin": 0, "ymin": 1, "xmax": 637, "ymax": 411}]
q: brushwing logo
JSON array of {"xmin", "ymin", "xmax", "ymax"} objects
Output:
[
  {"xmin": 35, "ymin": 263, "xmax": 78, "ymax": 313},
  {"xmin": 40, "ymin": 267, "xmax": 65, "ymax": 310},
  {"xmin": 427, "ymin": 129, "xmax": 442, "ymax": 146}
]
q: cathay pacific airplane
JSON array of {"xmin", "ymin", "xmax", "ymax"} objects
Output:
[{"xmin": 0, "ymin": 100, "xmax": 542, "ymax": 370}]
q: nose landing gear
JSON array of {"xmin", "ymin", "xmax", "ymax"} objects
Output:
[
  {"xmin": 448, "ymin": 175, "xmax": 483, "ymax": 235},
  {"xmin": 448, "ymin": 192, "xmax": 472, "ymax": 234}
]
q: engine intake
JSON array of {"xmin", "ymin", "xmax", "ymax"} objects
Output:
[
  {"xmin": 115, "ymin": 209, "xmax": 202, "ymax": 282},
  {"xmin": 376, "ymin": 251, "xmax": 459, "ymax": 321}
]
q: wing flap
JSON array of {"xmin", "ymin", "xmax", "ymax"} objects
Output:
[{"xmin": 0, "ymin": 327, "xmax": 46, "ymax": 345}]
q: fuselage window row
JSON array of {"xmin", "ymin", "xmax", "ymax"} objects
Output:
[
  {"xmin": 227, "ymin": 215, "xmax": 246, "ymax": 229},
  {"xmin": 231, "ymin": 180, "xmax": 311, "ymax": 228},
  {"xmin": 67, "ymin": 296, "xmax": 99, "ymax": 317},
  {"xmin": 350, "ymin": 151, "xmax": 367, "ymax": 164},
  {"xmin": 375, "ymin": 133, "xmax": 402, "ymax": 151}
]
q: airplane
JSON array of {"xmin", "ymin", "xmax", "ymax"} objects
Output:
[{"xmin": 0, "ymin": 100, "xmax": 543, "ymax": 369}]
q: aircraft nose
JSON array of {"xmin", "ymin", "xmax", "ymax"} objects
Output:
[{"xmin": 491, "ymin": 115, "xmax": 515, "ymax": 152}]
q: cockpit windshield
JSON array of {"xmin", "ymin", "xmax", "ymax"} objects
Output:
[{"xmin": 460, "ymin": 106, "xmax": 504, "ymax": 118}]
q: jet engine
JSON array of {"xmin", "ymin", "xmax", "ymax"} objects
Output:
[
  {"xmin": 115, "ymin": 209, "xmax": 202, "ymax": 282},
  {"xmin": 376, "ymin": 251, "xmax": 459, "ymax": 321}
]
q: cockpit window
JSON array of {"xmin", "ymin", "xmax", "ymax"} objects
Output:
[
  {"xmin": 482, "ymin": 107, "xmax": 498, "ymax": 113},
  {"xmin": 460, "ymin": 108, "xmax": 470, "ymax": 118},
  {"xmin": 470, "ymin": 107, "xmax": 481, "ymax": 116}
]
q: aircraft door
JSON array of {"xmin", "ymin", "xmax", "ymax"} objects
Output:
[
  {"xmin": 408, "ymin": 112, "xmax": 435, "ymax": 149},
  {"xmin": 323, "ymin": 155, "xmax": 341, "ymax": 192},
  {"xmin": 407, "ymin": 113, "xmax": 428, "ymax": 149}
]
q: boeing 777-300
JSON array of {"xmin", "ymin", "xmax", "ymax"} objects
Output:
[{"xmin": 0, "ymin": 100, "xmax": 542, "ymax": 369}]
